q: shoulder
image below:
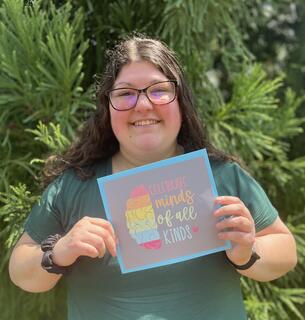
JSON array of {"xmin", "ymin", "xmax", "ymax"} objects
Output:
[
  {"xmin": 210, "ymin": 160, "xmax": 248, "ymax": 195},
  {"xmin": 211, "ymin": 160, "xmax": 239, "ymax": 178},
  {"xmin": 210, "ymin": 160, "xmax": 278, "ymax": 231},
  {"xmin": 211, "ymin": 159, "xmax": 248, "ymax": 177},
  {"xmin": 43, "ymin": 158, "xmax": 111, "ymax": 199},
  {"xmin": 210, "ymin": 159, "xmax": 265, "ymax": 198}
]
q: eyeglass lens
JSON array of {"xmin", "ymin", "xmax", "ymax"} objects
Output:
[{"xmin": 109, "ymin": 81, "xmax": 176, "ymax": 111}]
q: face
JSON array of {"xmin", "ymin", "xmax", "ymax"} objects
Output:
[{"xmin": 109, "ymin": 61, "xmax": 182, "ymax": 158}]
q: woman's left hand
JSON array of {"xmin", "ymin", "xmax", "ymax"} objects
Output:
[{"xmin": 214, "ymin": 196, "xmax": 256, "ymax": 265}]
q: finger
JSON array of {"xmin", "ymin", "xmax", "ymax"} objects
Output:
[
  {"xmin": 216, "ymin": 216, "xmax": 253, "ymax": 233},
  {"xmin": 86, "ymin": 225, "xmax": 117, "ymax": 257},
  {"xmin": 87, "ymin": 217, "xmax": 116, "ymax": 240},
  {"xmin": 215, "ymin": 196, "xmax": 244, "ymax": 205},
  {"xmin": 77, "ymin": 241, "xmax": 100, "ymax": 259},
  {"xmin": 90, "ymin": 229, "xmax": 116, "ymax": 257},
  {"xmin": 83, "ymin": 232, "xmax": 108, "ymax": 258},
  {"xmin": 214, "ymin": 204, "xmax": 252, "ymax": 219},
  {"xmin": 87, "ymin": 224, "xmax": 116, "ymax": 242},
  {"xmin": 218, "ymin": 231, "xmax": 255, "ymax": 246},
  {"xmin": 101, "ymin": 229, "xmax": 117, "ymax": 257}
]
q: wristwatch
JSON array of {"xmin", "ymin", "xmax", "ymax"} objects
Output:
[
  {"xmin": 41, "ymin": 234, "xmax": 70, "ymax": 275},
  {"xmin": 226, "ymin": 248, "xmax": 261, "ymax": 270}
]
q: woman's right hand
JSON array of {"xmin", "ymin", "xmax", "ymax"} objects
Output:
[{"xmin": 52, "ymin": 216, "xmax": 117, "ymax": 267}]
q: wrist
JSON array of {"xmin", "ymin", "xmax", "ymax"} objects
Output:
[
  {"xmin": 226, "ymin": 246, "xmax": 261, "ymax": 270},
  {"xmin": 52, "ymin": 239, "xmax": 70, "ymax": 267},
  {"xmin": 41, "ymin": 234, "xmax": 72, "ymax": 275},
  {"xmin": 227, "ymin": 250, "xmax": 252, "ymax": 266}
]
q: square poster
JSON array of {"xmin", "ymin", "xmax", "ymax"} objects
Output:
[{"xmin": 97, "ymin": 149, "xmax": 231, "ymax": 273}]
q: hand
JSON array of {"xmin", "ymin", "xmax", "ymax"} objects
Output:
[
  {"xmin": 52, "ymin": 216, "xmax": 117, "ymax": 267},
  {"xmin": 214, "ymin": 196, "xmax": 256, "ymax": 265}
]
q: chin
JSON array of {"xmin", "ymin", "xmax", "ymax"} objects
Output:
[
  {"xmin": 137, "ymin": 144, "xmax": 161, "ymax": 153},
  {"xmin": 136, "ymin": 141, "xmax": 176, "ymax": 156}
]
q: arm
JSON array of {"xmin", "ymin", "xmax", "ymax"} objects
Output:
[
  {"xmin": 9, "ymin": 217, "xmax": 117, "ymax": 293},
  {"xmin": 9, "ymin": 232, "xmax": 62, "ymax": 293},
  {"xmin": 238, "ymin": 217, "xmax": 297, "ymax": 281},
  {"xmin": 214, "ymin": 196, "xmax": 297, "ymax": 282}
]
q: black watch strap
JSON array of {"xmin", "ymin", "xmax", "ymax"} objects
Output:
[{"xmin": 226, "ymin": 250, "xmax": 261, "ymax": 270}]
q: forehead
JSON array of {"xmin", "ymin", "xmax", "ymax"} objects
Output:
[{"xmin": 114, "ymin": 61, "xmax": 168, "ymax": 87}]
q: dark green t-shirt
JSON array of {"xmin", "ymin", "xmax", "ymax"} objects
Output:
[{"xmin": 25, "ymin": 159, "xmax": 278, "ymax": 320}]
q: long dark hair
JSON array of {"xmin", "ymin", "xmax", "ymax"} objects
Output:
[{"xmin": 43, "ymin": 35, "xmax": 234, "ymax": 186}]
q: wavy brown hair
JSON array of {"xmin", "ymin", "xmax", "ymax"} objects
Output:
[{"xmin": 43, "ymin": 35, "xmax": 234, "ymax": 186}]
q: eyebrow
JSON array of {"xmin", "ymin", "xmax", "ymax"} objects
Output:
[{"xmin": 113, "ymin": 78, "xmax": 168, "ymax": 89}]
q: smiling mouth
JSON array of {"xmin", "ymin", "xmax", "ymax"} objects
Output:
[{"xmin": 132, "ymin": 120, "xmax": 160, "ymax": 126}]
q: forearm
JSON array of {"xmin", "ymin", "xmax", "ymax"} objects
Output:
[
  {"xmin": 9, "ymin": 243, "xmax": 62, "ymax": 293},
  {"xmin": 237, "ymin": 233, "xmax": 297, "ymax": 282}
]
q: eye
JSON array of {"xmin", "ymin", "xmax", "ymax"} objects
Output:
[
  {"xmin": 151, "ymin": 88, "xmax": 167, "ymax": 97},
  {"xmin": 149, "ymin": 82, "xmax": 173, "ymax": 97},
  {"xmin": 112, "ymin": 89, "xmax": 136, "ymax": 98}
]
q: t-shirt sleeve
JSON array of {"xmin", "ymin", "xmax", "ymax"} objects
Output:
[
  {"xmin": 24, "ymin": 176, "xmax": 65, "ymax": 244},
  {"xmin": 213, "ymin": 161, "xmax": 278, "ymax": 232}
]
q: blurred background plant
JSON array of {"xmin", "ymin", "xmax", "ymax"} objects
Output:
[{"xmin": 0, "ymin": 0, "xmax": 304, "ymax": 319}]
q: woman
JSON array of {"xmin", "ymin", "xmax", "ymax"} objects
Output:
[{"xmin": 9, "ymin": 35, "xmax": 297, "ymax": 320}]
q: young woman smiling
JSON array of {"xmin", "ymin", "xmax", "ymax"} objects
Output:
[{"xmin": 9, "ymin": 35, "xmax": 297, "ymax": 320}]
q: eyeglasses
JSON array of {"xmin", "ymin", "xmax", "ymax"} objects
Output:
[{"xmin": 107, "ymin": 80, "xmax": 177, "ymax": 111}]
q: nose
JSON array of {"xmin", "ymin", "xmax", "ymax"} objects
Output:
[{"xmin": 134, "ymin": 92, "xmax": 153, "ymax": 112}]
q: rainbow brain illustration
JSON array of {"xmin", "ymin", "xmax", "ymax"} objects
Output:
[{"xmin": 125, "ymin": 185, "xmax": 162, "ymax": 249}]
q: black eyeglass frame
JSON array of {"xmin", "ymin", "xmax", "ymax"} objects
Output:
[{"xmin": 106, "ymin": 80, "xmax": 178, "ymax": 111}]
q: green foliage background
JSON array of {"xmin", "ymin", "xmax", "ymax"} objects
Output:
[{"xmin": 0, "ymin": 0, "xmax": 305, "ymax": 319}]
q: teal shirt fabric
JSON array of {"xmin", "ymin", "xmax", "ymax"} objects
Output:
[{"xmin": 24, "ymin": 158, "xmax": 278, "ymax": 320}]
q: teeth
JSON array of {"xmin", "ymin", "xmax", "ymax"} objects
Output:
[{"xmin": 133, "ymin": 120, "xmax": 159, "ymax": 126}]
